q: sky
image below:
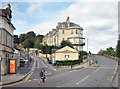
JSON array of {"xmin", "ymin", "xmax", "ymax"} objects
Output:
[{"xmin": 1, "ymin": 0, "xmax": 119, "ymax": 53}]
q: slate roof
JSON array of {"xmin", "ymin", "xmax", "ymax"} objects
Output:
[{"xmin": 59, "ymin": 22, "xmax": 80, "ymax": 28}]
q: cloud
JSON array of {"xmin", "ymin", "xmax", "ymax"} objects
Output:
[
  {"xmin": 26, "ymin": 2, "xmax": 44, "ymax": 15},
  {"xmin": 27, "ymin": 21, "xmax": 57, "ymax": 35},
  {"xmin": 13, "ymin": 19, "xmax": 28, "ymax": 35},
  {"xmin": 16, "ymin": 1, "xmax": 118, "ymax": 53}
]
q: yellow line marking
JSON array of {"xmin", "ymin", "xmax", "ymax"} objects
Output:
[{"xmin": 2, "ymin": 59, "xmax": 36, "ymax": 87}]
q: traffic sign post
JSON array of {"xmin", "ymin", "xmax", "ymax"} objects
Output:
[{"xmin": 27, "ymin": 54, "xmax": 29, "ymax": 57}]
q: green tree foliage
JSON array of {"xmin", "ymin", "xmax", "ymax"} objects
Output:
[
  {"xmin": 27, "ymin": 31, "xmax": 36, "ymax": 37},
  {"xmin": 35, "ymin": 50, "xmax": 38, "ymax": 55},
  {"xmin": 79, "ymin": 51, "xmax": 88, "ymax": 57},
  {"xmin": 19, "ymin": 34, "xmax": 26, "ymax": 43},
  {"xmin": 18, "ymin": 31, "xmax": 44, "ymax": 49},
  {"xmin": 14, "ymin": 35, "xmax": 19, "ymax": 44},
  {"xmin": 34, "ymin": 38, "xmax": 42, "ymax": 49},
  {"xmin": 22, "ymin": 39, "xmax": 34, "ymax": 48},
  {"xmin": 36, "ymin": 35, "xmax": 44, "ymax": 43},
  {"xmin": 116, "ymin": 40, "xmax": 120, "ymax": 58},
  {"xmin": 41, "ymin": 45, "xmax": 59, "ymax": 54},
  {"xmin": 98, "ymin": 47, "xmax": 116, "ymax": 56},
  {"xmin": 59, "ymin": 40, "xmax": 73, "ymax": 48}
]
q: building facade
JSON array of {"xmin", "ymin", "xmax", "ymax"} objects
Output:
[
  {"xmin": 42, "ymin": 17, "xmax": 85, "ymax": 51},
  {"xmin": 0, "ymin": 4, "xmax": 16, "ymax": 75},
  {"xmin": 51, "ymin": 46, "xmax": 79, "ymax": 63}
]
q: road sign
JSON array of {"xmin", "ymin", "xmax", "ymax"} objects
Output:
[{"xmin": 27, "ymin": 54, "xmax": 29, "ymax": 57}]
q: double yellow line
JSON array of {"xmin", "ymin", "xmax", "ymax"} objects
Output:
[{"xmin": 2, "ymin": 59, "xmax": 36, "ymax": 87}]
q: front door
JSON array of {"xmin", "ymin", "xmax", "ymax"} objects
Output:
[{"xmin": 65, "ymin": 55, "xmax": 69, "ymax": 60}]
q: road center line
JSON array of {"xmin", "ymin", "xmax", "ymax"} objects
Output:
[
  {"xmin": 37, "ymin": 60, "xmax": 39, "ymax": 68},
  {"xmin": 42, "ymin": 62, "xmax": 48, "ymax": 68},
  {"xmin": 76, "ymin": 75, "xmax": 90, "ymax": 85}
]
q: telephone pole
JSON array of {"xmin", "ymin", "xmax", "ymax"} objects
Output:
[{"xmin": 87, "ymin": 38, "xmax": 88, "ymax": 53}]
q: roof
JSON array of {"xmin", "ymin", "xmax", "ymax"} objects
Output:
[
  {"xmin": 52, "ymin": 49, "xmax": 58, "ymax": 53},
  {"xmin": 55, "ymin": 46, "xmax": 78, "ymax": 53},
  {"xmin": 67, "ymin": 37, "xmax": 85, "ymax": 39},
  {"xmin": 0, "ymin": 8, "xmax": 16, "ymax": 30},
  {"xmin": 0, "ymin": 8, "xmax": 12, "ymax": 20},
  {"xmin": 59, "ymin": 22, "xmax": 81, "ymax": 28}
]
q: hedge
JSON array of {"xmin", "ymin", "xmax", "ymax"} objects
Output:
[{"xmin": 56, "ymin": 60, "xmax": 83, "ymax": 66}]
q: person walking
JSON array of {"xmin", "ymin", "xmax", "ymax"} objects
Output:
[
  {"xmin": 38, "ymin": 68, "xmax": 46, "ymax": 86},
  {"xmin": 94, "ymin": 59, "xmax": 99, "ymax": 67}
]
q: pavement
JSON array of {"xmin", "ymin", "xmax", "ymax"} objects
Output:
[
  {"xmin": 42, "ymin": 57, "xmax": 90, "ymax": 71},
  {"xmin": 1, "ymin": 56, "xmax": 35, "ymax": 86},
  {"xmin": 5, "ymin": 55, "xmax": 118, "ymax": 87}
]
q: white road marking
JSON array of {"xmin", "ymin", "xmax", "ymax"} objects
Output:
[
  {"xmin": 45, "ymin": 72, "xmax": 51, "ymax": 76},
  {"xmin": 53, "ymin": 69, "xmax": 56, "ymax": 71},
  {"xmin": 56, "ymin": 86, "xmax": 63, "ymax": 87},
  {"xmin": 76, "ymin": 75, "xmax": 90, "ymax": 85},
  {"xmin": 88, "ymin": 67, "xmax": 115, "ymax": 69},
  {"xmin": 33, "ymin": 79, "xmax": 37, "ymax": 80},
  {"xmin": 28, "ymin": 80, "xmax": 32, "ymax": 82},
  {"xmin": 94, "ymin": 68, "xmax": 99, "ymax": 73},
  {"xmin": 37, "ymin": 60, "xmax": 39, "ymax": 68},
  {"xmin": 42, "ymin": 62, "xmax": 48, "ymax": 68}
]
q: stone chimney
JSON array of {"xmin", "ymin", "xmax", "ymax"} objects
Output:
[
  {"xmin": 66, "ymin": 16, "xmax": 70, "ymax": 28},
  {"xmin": 58, "ymin": 22, "xmax": 62, "ymax": 27},
  {"xmin": 7, "ymin": 3, "xmax": 11, "ymax": 9},
  {"xmin": 6, "ymin": 3, "xmax": 12, "ymax": 22}
]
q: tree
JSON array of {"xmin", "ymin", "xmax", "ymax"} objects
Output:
[
  {"xmin": 36, "ymin": 35, "xmax": 44, "ymax": 43},
  {"xmin": 19, "ymin": 34, "xmax": 26, "ymax": 43},
  {"xmin": 22, "ymin": 39, "xmax": 34, "ymax": 48},
  {"xmin": 59, "ymin": 40, "xmax": 73, "ymax": 48},
  {"xmin": 79, "ymin": 51, "xmax": 88, "ymax": 57},
  {"xmin": 22, "ymin": 39, "xmax": 28, "ymax": 48},
  {"xmin": 14, "ymin": 35, "xmax": 19, "ymax": 44},
  {"xmin": 98, "ymin": 47, "xmax": 116, "ymax": 56},
  {"xmin": 34, "ymin": 38, "xmax": 42, "ymax": 49},
  {"xmin": 35, "ymin": 50, "xmax": 38, "ymax": 55},
  {"xmin": 106, "ymin": 47, "xmax": 115, "ymax": 56},
  {"xmin": 27, "ymin": 31, "xmax": 36, "ymax": 37},
  {"xmin": 116, "ymin": 40, "xmax": 120, "ymax": 58}
]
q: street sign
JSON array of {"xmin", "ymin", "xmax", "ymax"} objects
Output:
[
  {"xmin": 9, "ymin": 59, "xmax": 16, "ymax": 73},
  {"xmin": 27, "ymin": 54, "xmax": 29, "ymax": 57}
]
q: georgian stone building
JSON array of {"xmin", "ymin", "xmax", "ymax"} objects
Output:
[
  {"xmin": 0, "ymin": 4, "xmax": 16, "ymax": 75},
  {"xmin": 42, "ymin": 17, "xmax": 85, "ymax": 51}
]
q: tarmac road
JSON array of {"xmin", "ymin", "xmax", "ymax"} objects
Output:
[{"xmin": 8, "ymin": 55, "xmax": 118, "ymax": 87}]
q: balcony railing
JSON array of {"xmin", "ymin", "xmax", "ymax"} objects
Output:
[{"xmin": 72, "ymin": 42, "xmax": 85, "ymax": 46}]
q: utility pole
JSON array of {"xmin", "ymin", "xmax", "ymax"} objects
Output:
[
  {"xmin": 87, "ymin": 38, "xmax": 88, "ymax": 53},
  {"xmin": 46, "ymin": 42, "xmax": 47, "ymax": 58}
]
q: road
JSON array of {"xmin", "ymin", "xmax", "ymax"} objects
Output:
[{"xmin": 8, "ymin": 55, "xmax": 118, "ymax": 87}]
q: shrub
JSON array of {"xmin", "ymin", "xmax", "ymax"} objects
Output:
[{"xmin": 56, "ymin": 60, "xmax": 83, "ymax": 66}]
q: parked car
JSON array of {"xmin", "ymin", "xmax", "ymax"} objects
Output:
[{"xmin": 20, "ymin": 58, "xmax": 28, "ymax": 67}]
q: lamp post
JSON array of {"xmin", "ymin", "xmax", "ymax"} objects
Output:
[
  {"xmin": 46, "ymin": 42, "xmax": 47, "ymax": 59},
  {"xmin": 87, "ymin": 38, "xmax": 88, "ymax": 53}
]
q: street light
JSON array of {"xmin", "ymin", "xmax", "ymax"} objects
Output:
[
  {"xmin": 45, "ymin": 42, "xmax": 47, "ymax": 59},
  {"xmin": 87, "ymin": 38, "xmax": 88, "ymax": 53}
]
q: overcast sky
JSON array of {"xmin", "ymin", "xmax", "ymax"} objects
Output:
[{"xmin": 1, "ymin": 0, "xmax": 119, "ymax": 53}]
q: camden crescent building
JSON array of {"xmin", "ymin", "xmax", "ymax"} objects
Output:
[
  {"xmin": 42, "ymin": 17, "xmax": 85, "ymax": 51},
  {"xmin": 0, "ymin": 4, "xmax": 16, "ymax": 75}
]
